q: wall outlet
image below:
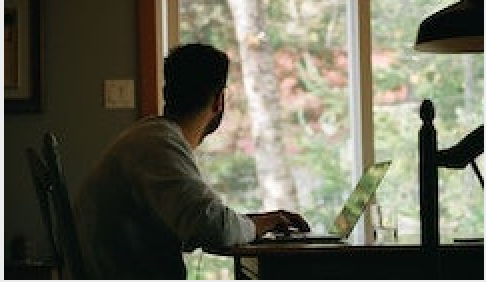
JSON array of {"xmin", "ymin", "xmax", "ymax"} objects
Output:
[{"xmin": 104, "ymin": 79, "xmax": 135, "ymax": 109}]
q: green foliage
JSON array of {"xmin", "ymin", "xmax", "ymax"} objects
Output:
[
  {"xmin": 179, "ymin": 0, "xmax": 235, "ymax": 48},
  {"xmin": 296, "ymin": 54, "xmax": 349, "ymax": 129},
  {"xmin": 179, "ymin": 0, "xmax": 483, "ymax": 278},
  {"xmin": 373, "ymin": 67, "xmax": 407, "ymax": 92},
  {"xmin": 287, "ymin": 125, "xmax": 350, "ymax": 229},
  {"xmin": 185, "ymin": 250, "xmax": 234, "ymax": 280},
  {"xmin": 195, "ymin": 152, "xmax": 262, "ymax": 212}
]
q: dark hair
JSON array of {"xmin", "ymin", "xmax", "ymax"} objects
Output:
[{"xmin": 163, "ymin": 43, "xmax": 229, "ymax": 121}]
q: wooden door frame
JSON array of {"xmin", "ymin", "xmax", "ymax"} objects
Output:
[
  {"xmin": 137, "ymin": 0, "xmax": 158, "ymax": 117},
  {"xmin": 138, "ymin": 0, "xmax": 179, "ymax": 117}
]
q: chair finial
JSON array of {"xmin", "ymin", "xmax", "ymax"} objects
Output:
[{"xmin": 420, "ymin": 99, "xmax": 435, "ymax": 123}]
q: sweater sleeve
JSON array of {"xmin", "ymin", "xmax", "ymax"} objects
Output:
[
  {"xmin": 156, "ymin": 178, "xmax": 256, "ymax": 250},
  {"xmin": 121, "ymin": 124, "xmax": 256, "ymax": 250}
]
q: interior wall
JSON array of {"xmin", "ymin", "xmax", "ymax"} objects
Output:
[{"xmin": 4, "ymin": 0, "xmax": 138, "ymax": 260}]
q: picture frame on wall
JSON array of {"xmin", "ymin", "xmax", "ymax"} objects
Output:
[{"xmin": 5, "ymin": 0, "xmax": 41, "ymax": 114}]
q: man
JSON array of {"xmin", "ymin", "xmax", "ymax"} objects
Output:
[{"xmin": 74, "ymin": 43, "xmax": 310, "ymax": 279}]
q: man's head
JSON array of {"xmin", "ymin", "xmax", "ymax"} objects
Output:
[{"xmin": 163, "ymin": 43, "xmax": 229, "ymax": 138}]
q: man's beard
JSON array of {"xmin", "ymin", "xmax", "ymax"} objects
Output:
[{"xmin": 200, "ymin": 111, "xmax": 224, "ymax": 142}]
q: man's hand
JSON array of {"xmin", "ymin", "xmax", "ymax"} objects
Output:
[{"xmin": 246, "ymin": 210, "xmax": 311, "ymax": 237}]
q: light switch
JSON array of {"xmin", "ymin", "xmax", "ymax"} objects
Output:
[{"xmin": 104, "ymin": 79, "xmax": 135, "ymax": 109}]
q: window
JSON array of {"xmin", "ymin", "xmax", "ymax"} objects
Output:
[
  {"xmin": 178, "ymin": 0, "xmax": 373, "ymax": 236},
  {"xmin": 145, "ymin": 0, "xmax": 483, "ymax": 279},
  {"xmin": 371, "ymin": 0, "xmax": 484, "ymax": 244},
  {"xmin": 175, "ymin": 1, "xmax": 369, "ymax": 278}
]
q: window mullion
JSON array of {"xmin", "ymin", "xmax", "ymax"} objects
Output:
[{"xmin": 347, "ymin": 0, "xmax": 374, "ymax": 245}]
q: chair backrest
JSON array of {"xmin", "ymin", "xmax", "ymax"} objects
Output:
[
  {"xmin": 25, "ymin": 148, "xmax": 62, "ymax": 268},
  {"xmin": 26, "ymin": 132, "xmax": 87, "ymax": 279},
  {"xmin": 418, "ymin": 99, "xmax": 484, "ymax": 249}
]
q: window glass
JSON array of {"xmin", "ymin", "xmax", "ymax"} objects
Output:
[
  {"xmin": 174, "ymin": 0, "xmax": 484, "ymax": 279},
  {"xmin": 179, "ymin": 0, "xmax": 352, "ymax": 279},
  {"xmin": 371, "ymin": 0, "xmax": 484, "ymax": 244}
]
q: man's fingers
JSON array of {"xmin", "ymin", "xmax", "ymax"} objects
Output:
[
  {"xmin": 277, "ymin": 211, "xmax": 293, "ymax": 225},
  {"xmin": 281, "ymin": 211, "xmax": 311, "ymax": 232}
]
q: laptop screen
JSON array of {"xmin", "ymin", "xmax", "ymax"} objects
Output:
[{"xmin": 333, "ymin": 160, "xmax": 391, "ymax": 238}]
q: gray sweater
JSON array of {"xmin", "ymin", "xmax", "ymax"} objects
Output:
[{"xmin": 74, "ymin": 117, "xmax": 255, "ymax": 279}]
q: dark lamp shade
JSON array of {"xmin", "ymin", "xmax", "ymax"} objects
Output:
[{"xmin": 415, "ymin": 0, "xmax": 484, "ymax": 53}]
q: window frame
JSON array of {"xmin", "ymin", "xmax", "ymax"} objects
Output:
[
  {"xmin": 138, "ymin": 0, "xmax": 375, "ymax": 244},
  {"xmin": 346, "ymin": 0, "xmax": 374, "ymax": 245}
]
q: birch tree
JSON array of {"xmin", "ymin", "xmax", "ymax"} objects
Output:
[{"xmin": 227, "ymin": 0, "xmax": 298, "ymax": 211}]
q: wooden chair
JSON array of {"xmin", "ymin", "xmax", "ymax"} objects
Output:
[
  {"xmin": 26, "ymin": 148, "xmax": 62, "ymax": 268},
  {"xmin": 25, "ymin": 148, "xmax": 61, "ymax": 279},
  {"xmin": 419, "ymin": 99, "xmax": 484, "ymax": 248},
  {"xmin": 26, "ymin": 132, "xmax": 87, "ymax": 279}
]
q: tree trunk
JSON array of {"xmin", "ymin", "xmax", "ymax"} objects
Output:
[{"xmin": 227, "ymin": 0, "xmax": 298, "ymax": 211}]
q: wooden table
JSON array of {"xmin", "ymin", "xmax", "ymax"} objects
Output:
[{"xmin": 206, "ymin": 242, "xmax": 483, "ymax": 279}]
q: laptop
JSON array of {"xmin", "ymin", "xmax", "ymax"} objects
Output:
[{"xmin": 252, "ymin": 160, "xmax": 392, "ymax": 244}]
